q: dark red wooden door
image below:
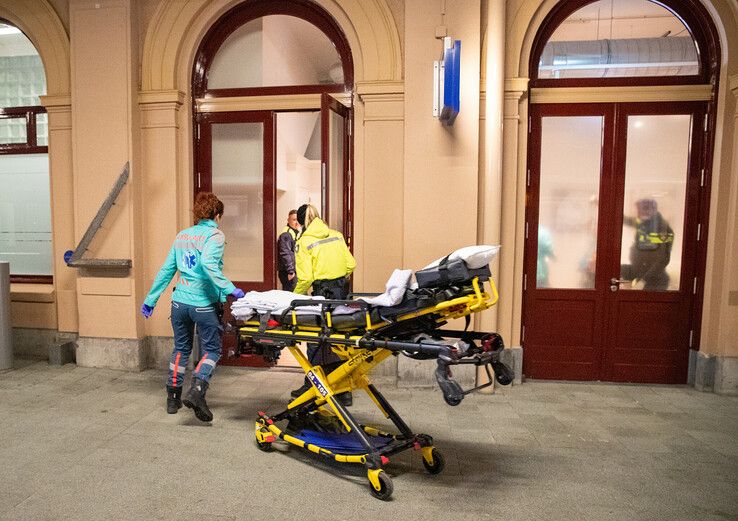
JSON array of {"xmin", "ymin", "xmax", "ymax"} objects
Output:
[
  {"xmin": 196, "ymin": 110, "xmax": 275, "ymax": 367},
  {"xmin": 523, "ymin": 102, "xmax": 707, "ymax": 383}
]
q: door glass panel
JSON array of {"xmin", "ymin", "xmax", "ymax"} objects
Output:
[
  {"xmin": 620, "ymin": 114, "xmax": 690, "ymax": 291},
  {"xmin": 328, "ymin": 109, "xmax": 345, "ymax": 233},
  {"xmin": 538, "ymin": 116, "xmax": 603, "ymax": 289},
  {"xmin": 275, "ymin": 110, "xmax": 321, "ymax": 261},
  {"xmin": 211, "ymin": 122, "xmax": 264, "ymax": 282}
]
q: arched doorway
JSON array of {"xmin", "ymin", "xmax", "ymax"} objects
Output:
[
  {"xmin": 191, "ymin": 0, "xmax": 355, "ymax": 366},
  {"xmin": 521, "ymin": 0, "xmax": 720, "ymax": 383}
]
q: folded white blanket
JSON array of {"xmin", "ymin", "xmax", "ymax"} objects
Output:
[
  {"xmin": 422, "ymin": 244, "xmax": 500, "ymax": 270},
  {"xmin": 231, "ymin": 290, "xmax": 324, "ymax": 321},
  {"xmin": 359, "ymin": 269, "xmax": 412, "ymax": 307},
  {"xmin": 230, "ymin": 268, "xmax": 414, "ymax": 321}
]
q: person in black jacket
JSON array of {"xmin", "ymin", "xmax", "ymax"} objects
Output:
[
  {"xmin": 277, "ymin": 210, "xmax": 300, "ymax": 292},
  {"xmin": 621, "ymin": 198, "xmax": 674, "ymax": 291}
]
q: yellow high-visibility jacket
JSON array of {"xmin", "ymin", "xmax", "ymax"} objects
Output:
[{"xmin": 294, "ymin": 218, "xmax": 356, "ymax": 295}]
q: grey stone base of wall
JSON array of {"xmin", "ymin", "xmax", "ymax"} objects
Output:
[
  {"xmin": 12, "ymin": 330, "xmax": 527, "ymax": 388},
  {"xmin": 76, "ymin": 337, "xmax": 146, "ymax": 371},
  {"xmin": 689, "ymin": 349, "xmax": 738, "ymax": 396},
  {"xmin": 500, "ymin": 346, "xmax": 523, "ymax": 385},
  {"xmin": 12, "ymin": 328, "xmax": 78, "ymax": 363}
]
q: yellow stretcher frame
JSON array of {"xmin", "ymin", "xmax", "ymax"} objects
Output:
[{"xmin": 242, "ymin": 277, "xmax": 502, "ymax": 500}]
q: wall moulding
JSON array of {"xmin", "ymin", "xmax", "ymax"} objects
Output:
[
  {"xmin": 530, "ymin": 84, "xmax": 714, "ymax": 104},
  {"xmin": 138, "ymin": 90, "xmax": 186, "ymax": 106}
]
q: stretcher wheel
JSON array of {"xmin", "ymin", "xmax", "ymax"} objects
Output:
[
  {"xmin": 255, "ymin": 439, "xmax": 273, "ymax": 452},
  {"xmin": 368, "ymin": 471, "xmax": 393, "ymax": 501},
  {"xmin": 422, "ymin": 448, "xmax": 445, "ymax": 475}
]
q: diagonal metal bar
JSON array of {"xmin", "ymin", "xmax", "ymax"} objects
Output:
[{"xmin": 67, "ymin": 162, "xmax": 132, "ymax": 269}]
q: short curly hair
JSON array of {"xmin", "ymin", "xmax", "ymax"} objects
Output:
[{"xmin": 193, "ymin": 192, "xmax": 224, "ymax": 224}]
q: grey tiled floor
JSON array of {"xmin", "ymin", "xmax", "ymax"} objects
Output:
[{"xmin": 2, "ymin": 358, "xmax": 737, "ymax": 521}]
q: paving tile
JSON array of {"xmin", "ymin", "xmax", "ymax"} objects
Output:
[{"xmin": 2, "ymin": 359, "xmax": 738, "ymax": 521}]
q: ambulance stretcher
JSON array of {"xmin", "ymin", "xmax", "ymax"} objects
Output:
[{"xmin": 233, "ymin": 257, "xmax": 513, "ymax": 500}]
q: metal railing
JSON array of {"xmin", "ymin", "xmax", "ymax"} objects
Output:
[{"xmin": 66, "ymin": 162, "xmax": 132, "ymax": 269}]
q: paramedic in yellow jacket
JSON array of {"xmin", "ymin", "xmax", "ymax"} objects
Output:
[{"xmin": 291, "ymin": 203, "xmax": 356, "ymax": 404}]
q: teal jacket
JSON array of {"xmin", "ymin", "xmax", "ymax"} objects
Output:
[{"xmin": 144, "ymin": 219, "xmax": 236, "ymax": 308}]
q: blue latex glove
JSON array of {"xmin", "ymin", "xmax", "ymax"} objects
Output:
[
  {"xmin": 231, "ymin": 288, "xmax": 245, "ymax": 299},
  {"xmin": 141, "ymin": 303, "xmax": 154, "ymax": 319}
]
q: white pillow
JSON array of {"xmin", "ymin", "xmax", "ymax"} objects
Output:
[{"xmin": 422, "ymin": 245, "xmax": 500, "ymax": 270}]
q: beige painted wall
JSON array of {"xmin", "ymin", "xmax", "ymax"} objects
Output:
[
  {"xmin": 403, "ymin": 0, "xmax": 481, "ymax": 270},
  {"xmin": 69, "ymin": 0, "xmax": 143, "ymax": 340},
  {"xmin": 5, "ymin": 0, "xmax": 738, "ymax": 378}
]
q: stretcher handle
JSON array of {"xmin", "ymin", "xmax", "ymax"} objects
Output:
[{"xmin": 358, "ymin": 338, "xmax": 454, "ymax": 358}]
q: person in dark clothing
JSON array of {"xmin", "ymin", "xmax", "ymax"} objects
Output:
[
  {"xmin": 621, "ymin": 198, "xmax": 674, "ymax": 291},
  {"xmin": 277, "ymin": 209, "xmax": 300, "ymax": 292}
]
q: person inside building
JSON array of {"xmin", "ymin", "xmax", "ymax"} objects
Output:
[
  {"xmin": 277, "ymin": 209, "xmax": 300, "ymax": 292},
  {"xmin": 291, "ymin": 203, "xmax": 356, "ymax": 405},
  {"xmin": 140, "ymin": 192, "xmax": 245, "ymax": 422},
  {"xmin": 621, "ymin": 198, "xmax": 674, "ymax": 291}
]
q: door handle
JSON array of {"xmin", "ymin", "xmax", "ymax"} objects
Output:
[{"xmin": 610, "ymin": 278, "xmax": 630, "ymax": 292}]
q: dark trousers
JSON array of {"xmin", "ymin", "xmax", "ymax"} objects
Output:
[
  {"xmin": 621, "ymin": 264, "xmax": 669, "ymax": 291},
  {"xmin": 278, "ymin": 271, "xmax": 297, "ymax": 292},
  {"xmin": 307, "ymin": 277, "xmax": 349, "ymax": 368},
  {"xmin": 168, "ymin": 301, "xmax": 222, "ymax": 387}
]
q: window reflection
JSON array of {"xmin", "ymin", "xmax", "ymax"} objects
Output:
[{"xmin": 619, "ymin": 115, "xmax": 689, "ymax": 291}]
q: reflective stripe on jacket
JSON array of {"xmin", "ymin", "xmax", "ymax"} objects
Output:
[
  {"xmin": 294, "ymin": 218, "xmax": 356, "ymax": 295},
  {"xmin": 144, "ymin": 219, "xmax": 236, "ymax": 307}
]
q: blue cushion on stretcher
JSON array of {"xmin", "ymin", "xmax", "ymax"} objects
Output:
[{"xmin": 295, "ymin": 429, "xmax": 393, "ymax": 454}]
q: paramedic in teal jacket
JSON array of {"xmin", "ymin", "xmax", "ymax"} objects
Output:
[{"xmin": 141, "ymin": 192, "xmax": 244, "ymax": 422}]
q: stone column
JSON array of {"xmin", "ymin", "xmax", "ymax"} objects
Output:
[
  {"xmin": 713, "ymin": 75, "xmax": 738, "ymax": 394},
  {"xmin": 39, "ymin": 95, "xmax": 77, "ymax": 333},
  {"xmin": 476, "ymin": 0, "xmax": 506, "ymax": 390},
  {"xmin": 69, "ymin": 0, "xmax": 145, "ymax": 370},
  {"xmin": 355, "ymin": 80, "xmax": 404, "ymax": 380},
  {"xmin": 494, "ymin": 78, "xmax": 528, "ymax": 383},
  {"xmin": 138, "ymin": 89, "xmax": 185, "ymax": 368}
]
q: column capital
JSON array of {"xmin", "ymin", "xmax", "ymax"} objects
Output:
[
  {"xmin": 39, "ymin": 94, "xmax": 72, "ymax": 109},
  {"xmin": 504, "ymin": 77, "xmax": 529, "ymax": 97},
  {"xmin": 138, "ymin": 89, "xmax": 186, "ymax": 106}
]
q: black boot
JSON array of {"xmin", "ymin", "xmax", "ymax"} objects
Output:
[
  {"xmin": 166, "ymin": 386, "xmax": 182, "ymax": 414},
  {"xmin": 183, "ymin": 378, "xmax": 213, "ymax": 422},
  {"xmin": 290, "ymin": 377, "xmax": 311, "ymax": 398}
]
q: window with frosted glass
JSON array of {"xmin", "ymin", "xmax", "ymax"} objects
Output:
[
  {"xmin": 0, "ymin": 21, "xmax": 51, "ymax": 276},
  {"xmin": 619, "ymin": 115, "xmax": 690, "ymax": 291},
  {"xmin": 538, "ymin": 116, "xmax": 603, "ymax": 289},
  {"xmin": 538, "ymin": 0, "xmax": 699, "ymax": 79},
  {"xmin": 0, "ymin": 154, "xmax": 52, "ymax": 275},
  {"xmin": 212, "ymin": 122, "xmax": 264, "ymax": 282},
  {"xmin": 208, "ymin": 15, "xmax": 344, "ymax": 89}
]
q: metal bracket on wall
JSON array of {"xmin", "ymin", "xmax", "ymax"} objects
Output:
[{"xmin": 66, "ymin": 162, "xmax": 132, "ymax": 270}]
